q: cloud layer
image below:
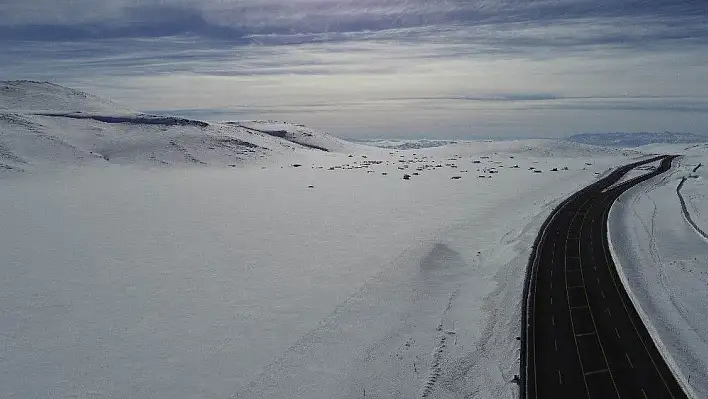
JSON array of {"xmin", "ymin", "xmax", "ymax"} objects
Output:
[
  {"xmin": 1, "ymin": 0, "xmax": 705, "ymax": 45},
  {"xmin": 0, "ymin": 0, "xmax": 706, "ymax": 138}
]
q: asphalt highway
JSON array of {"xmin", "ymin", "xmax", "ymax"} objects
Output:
[{"xmin": 523, "ymin": 156, "xmax": 688, "ymax": 399}]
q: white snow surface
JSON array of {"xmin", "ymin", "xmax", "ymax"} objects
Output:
[
  {"xmin": 609, "ymin": 143, "xmax": 708, "ymax": 398},
  {"xmin": 604, "ymin": 157, "xmax": 663, "ymax": 191},
  {"xmin": 0, "ymin": 81, "xmax": 367, "ymax": 174},
  {"xmin": 359, "ymin": 139, "xmax": 458, "ymax": 150},
  {"xmin": 0, "ymin": 80, "xmax": 129, "ymax": 114},
  {"xmin": 0, "ymin": 81, "xmax": 651, "ymax": 398}
]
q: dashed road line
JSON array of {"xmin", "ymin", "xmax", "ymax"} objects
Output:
[{"xmin": 585, "ymin": 368, "xmax": 610, "ymax": 376}]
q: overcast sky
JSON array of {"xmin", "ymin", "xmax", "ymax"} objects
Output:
[{"xmin": 1, "ymin": 0, "xmax": 706, "ymax": 139}]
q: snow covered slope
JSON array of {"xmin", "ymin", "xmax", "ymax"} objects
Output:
[
  {"xmin": 0, "ymin": 80, "xmax": 661, "ymax": 399},
  {"xmin": 0, "ymin": 81, "xmax": 365, "ymax": 173},
  {"xmin": 568, "ymin": 132, "xmax": 708, "ymax": 147},
  {"xmin": 235, "ymin": 121, "xmax": 363, "ymax": 153},
  {"xmin": 609, "ymin": 143, "xmax": 708, "ymax": 398},
  {"xmin": 0, "ymin": 80, "xmax": 128, "ymax": 114}
]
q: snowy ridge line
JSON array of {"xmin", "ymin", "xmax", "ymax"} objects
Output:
[
  {"xmin": 608, "ymin": 179, "xmax": 698, "ymax": 399},
  {"xmin": 34, "ymin": 112, "xmax": 210, "ymax": 128},
  {"xmin": 235, "ymin": 124, "xmax": 330, "ymax": 152},
  {"xmin": 676, "ymin": 163, "xmax": 708, "ymax": 241}
]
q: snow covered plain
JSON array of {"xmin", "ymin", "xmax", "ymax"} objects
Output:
[
  {"xmin": 609, "ymin": 143, "xmax": 708, "ymax": 398},
  {"xmin": 0, "ymin": 81, "xmax": 652, "ymax": 398}
]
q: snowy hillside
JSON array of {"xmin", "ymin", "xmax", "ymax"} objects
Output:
[
  {"xmin": 568, "ymin": 131, "xmax": 708, "ymax": 147},
  {"xmin": 235, "ymin": 121, "xmax": 358, "ymax": 153},
  {"xmin": 0, "ymin": 81, "xmax": 365, "ymax": 173},
  {"xmin": 0, "ymin": 80, "xmax": 128, "ymax": 114},
  {"xmin": 0, "ymin": 80, "xmax": 682, "ymax": 399},
  {"xmin": 362, "ymin": 139, "xmax": 458, "ymax": 150}
]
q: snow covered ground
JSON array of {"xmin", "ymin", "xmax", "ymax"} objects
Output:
[
  {"xmin": 0, "ymin": 81, "xmax": 682, "ymax": 398},
  {"xmin": 604, "ymin": 157, "xmax": 663, "ymax": 191},
  {"xmin": 609, "ymin": 143, "xmax": 708, "ymax": 398},
  {"xmin": 0, "ymin": 81, "xmax": 367, "ymax": 175}
]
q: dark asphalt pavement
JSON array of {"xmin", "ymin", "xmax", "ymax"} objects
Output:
[{"xmin": 523, "ymin": 156, "xmax": 688, "ymax": 399}]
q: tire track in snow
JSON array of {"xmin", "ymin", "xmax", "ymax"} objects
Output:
[
  {"xmin": 419, "ymin": 324, "xmax": 448, "ymax": 398},
  {"xmin": 677, "ymin": 163, "xmax": 707, "ymax": 241},
  {"xmin": 419, "ymin": 291, "xmax": 458, "ymax": 398}
]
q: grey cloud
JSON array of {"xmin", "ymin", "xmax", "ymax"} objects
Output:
[{"xmin": 0, "ymin": 0, "xmax": 705, "ymax": 48}]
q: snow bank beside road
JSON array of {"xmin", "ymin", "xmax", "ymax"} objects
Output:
[{"xmin": 609, "ymin": 147, "xmax": 708, "ymax": 398}]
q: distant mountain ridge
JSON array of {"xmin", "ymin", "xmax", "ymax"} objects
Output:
[
  {"xmin": 0, "ymin": 80, "xmax": 363, "ymax": 173},
  {"xmin": 568, "ymin": 132, "xmax": 708, "ymax": 147}
]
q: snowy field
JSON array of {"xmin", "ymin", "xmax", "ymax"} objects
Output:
[
  {"xmin": 0, "ymin": 81, "xmax": 696, "ymax": 398},
  {"xmin": 609, "ymin": 143, "xmax": 708, "ymax": 398},
  {"xmin": 604, "ymin": 158, "xmax": 663, "ymax": 191}
]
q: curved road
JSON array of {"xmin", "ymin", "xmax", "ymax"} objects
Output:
[{"xmin": 522, "ymin": 156, "xmax": 688, "ymax": 398}]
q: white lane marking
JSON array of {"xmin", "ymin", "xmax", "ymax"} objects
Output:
[
  {"xmin": 615, "ymin": 328, "xmax": 621, "ymax": 339},
  {"xmin": 599, "ymin": 167, "xmax": 676, "ymax": 395},
  {"xmin": 565, "ymin": 204, "xmax": 594, "ymax": 396},
  {"xmin": 577, "ymin": 195, "xmax": 620, "ymax": 397},
  {"xmin": 570, "ymin": 305, "xmax": 590, "ymax": 310},
  {"xmin": 558, "ymin": 369, "xmax": 563, "ymax": 385},
  {"xmin": 584, "ymin": 368, "xmax": 610, "ymax": 376},
  {"xmin": 626, "ymin": 353, "xmax": 634, "ymax": 368}
]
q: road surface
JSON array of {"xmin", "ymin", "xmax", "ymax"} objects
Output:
[{"xmin": 522, "ymin": 156, "xmax": 688, "ymax": 398}]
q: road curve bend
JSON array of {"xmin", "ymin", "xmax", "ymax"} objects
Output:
[{"xmin": 521, "ymin": 156, "xmax": 688, "ymax": 399}]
